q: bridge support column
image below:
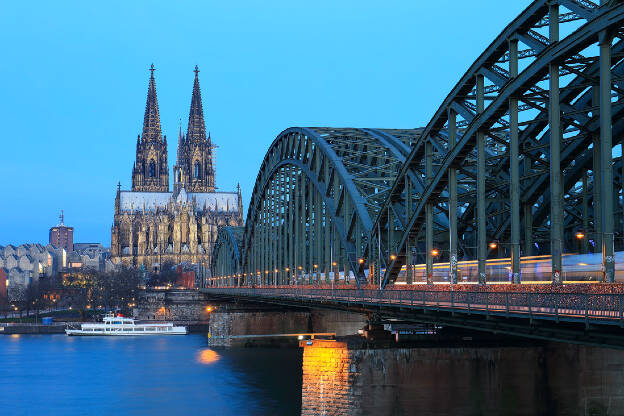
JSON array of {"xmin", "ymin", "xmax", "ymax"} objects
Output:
[
  {"xmin": 593, "ymin": 93, "xmax": 603, "ymax": 254},
  {"xmin": 549, "ymin": 4, "xmax": 563, "ymax": 284},
  {"xmin": 582, "ymin": 170, "xmax": 589, "ymax": 254},
  {"xmin": 308, "ymin": 175, "xmax": 313, "ymax": 284},
  {"xmin": 295, "ymin": 170, "xmax": 302, "ymax": 284},
  {"xmin": 426, "ymin": 139, "xmax": 434, "ymax": 285},
  {"xmin": 600, "ymin": 29, "xmax": 615, "ymax": 282},
  {"xmin": 524, "ymin": 156, "xmax": 533, "ymax": 257},
  {"xmin": 509, "ymin": 37, "xmax": 521, "ymax": 284},
  {"xmin": 476, "ymin": 74, "xmax": 487, "ymax": 285},
  {"xmin": 315, "ymin": 157, "xmax": 322, "ymax": 284},
  {"xmin": 448, "ymin": 108, "xmax": 458, "ymax": 284}
]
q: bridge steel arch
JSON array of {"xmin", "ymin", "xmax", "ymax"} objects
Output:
[
  {"xmin": 371, "ymin": 0, "xmax": 624, "ymax": 287},
  {"xmin": 210, "ymin": 226, "xmax": 244, "ymax": 287},
  {"xmin": 233, "ymin": 127, "xmax": 423, "ymax": 288}
]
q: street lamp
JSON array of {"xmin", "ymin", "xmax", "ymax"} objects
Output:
[
  {"xmin": 430, "ymin": 249, "xmax": 440, "ymax": 257},
  {"xmin": 489, "ymin": 241, "xmax": 498, "ymax": 250},
  {"xmin": 389, "ymin": 254, "xmax": 397, "ymax": 261},
  {"xmin": 575, "ymin": 231, "xmax": 585, "ymax": 240}
]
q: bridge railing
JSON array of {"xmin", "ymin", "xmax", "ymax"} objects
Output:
[{"xmin": 203, "ymin": 287, "xmax": 624, "ymax": 326}]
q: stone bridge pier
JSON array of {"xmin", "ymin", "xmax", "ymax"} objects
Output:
[
  {"xmin": 300, "ymin": 338, "xmax": 624, "ymax": 416},
  {"xmin": 207, "ymin": 300, "xmax": 367, "ymax": 347}
]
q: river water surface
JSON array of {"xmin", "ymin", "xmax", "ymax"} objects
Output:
[
  {"xmin": 3, "ymin": 334, "xmax": 624, "ymax": 415},
  {"xmin": 0, "ymin": 334, "xmax": 302, "ymax": 415}
]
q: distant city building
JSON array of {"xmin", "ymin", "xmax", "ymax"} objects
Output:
[
  {"xmin": 0, "ymin": 244, "xmax": 67, "ymax": 301},
  {"xmin": 110, "ymin": 65, "xmax": 243, "ymax": 271},
  {"xmin": 0, "ymin": 268, "xmax": 6, "ymax": 302},
  {"xmin": 49, "ymin": 210, "xmax": 74, "ymax": 252},
  {"xmin": 175, "ymin": 263, "xmax": 196, "ymax": 288},
  {"xmin": 70, "ymin": 243, "xmax": 114, "ymax": 272}
]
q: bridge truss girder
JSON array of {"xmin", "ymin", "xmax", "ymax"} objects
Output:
[
  {"xmin": 210, "ymin": 226, "xmax": 244, "ymax": 286},
  {"xmin": 229, "ymin": 127, "xmax": 423, "ymax": 288},
  {"xmin": 374, "ymin": 0, "xmax": 624, "ymax": 287}
]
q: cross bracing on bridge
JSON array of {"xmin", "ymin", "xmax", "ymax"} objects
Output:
[{"xmin": 210, "ymin": 0, "xmax": 624, "ymax": 290}]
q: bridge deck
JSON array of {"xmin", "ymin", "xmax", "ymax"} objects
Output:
[{"xmin": 202, "ymin": 286, "xmax": 624, "ymax": 327}]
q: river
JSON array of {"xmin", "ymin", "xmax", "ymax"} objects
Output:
[
  {"xmin": 2, "ymin": 334, "xmax": 623, "ymax": 415},
  {"xmin": 0, "ymin": 334, "xmax": 302, "ymax": 415}
]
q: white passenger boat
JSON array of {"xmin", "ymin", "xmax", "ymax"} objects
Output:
[{"xmin": 65, "ymin": 313, "xmax": 187, "ymax": 336}]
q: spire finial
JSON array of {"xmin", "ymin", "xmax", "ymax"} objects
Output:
[
  {"xmin": 149, "ymin": 63, "xmax": 156, "ymax": 78},
  {"xmin": 59, "ymin": 210, "xmax": 65, "ymax": 226},
  {"xmin": 194, "ymin": 65, "xmax": 199, "ymax": 77}
]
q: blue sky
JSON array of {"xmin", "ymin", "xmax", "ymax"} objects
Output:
[{"xmin": 0, "ymin": 1, "xmax": 527, "ymax": 246}]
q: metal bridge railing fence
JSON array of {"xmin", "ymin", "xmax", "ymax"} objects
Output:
[{"xmin": 204, "ymin": 287, "xmax": 624, "ymax": 325}]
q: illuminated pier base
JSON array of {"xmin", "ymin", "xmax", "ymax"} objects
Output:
[{"xmin": 301, "ymin": 339, "xmax": 624, "ymax": 415}]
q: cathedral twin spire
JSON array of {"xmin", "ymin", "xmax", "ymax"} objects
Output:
[
  {"xmin": 142, "ymin": 64, "xmax": 162, "ymax": 143},
  {"xmin": 132, "ymin": 64, "xmax": 215, "ymax": 193}
]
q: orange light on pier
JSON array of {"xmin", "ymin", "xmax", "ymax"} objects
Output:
[
  {"xmin": 489, "ymin": 241, "xmax": 498, "ymax": 249},
  {"xmin": 389, "ymin": 254, "xmax": 397, "ymax": 261},
  {"xmin": 358, "ymin": 258, "xmax": 365, "ymax": 265},
  {"xmin": 430, "ymin": 249, "xmax": 440, "ymax": 257},
  {"xmin": 576, "ymin": 231, "xmax": 585, "ymax": 240}
]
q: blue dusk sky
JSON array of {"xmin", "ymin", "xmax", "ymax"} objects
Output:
[{"xmin": 0, "ymin": 1, "xmax": 527, "ymax": 246}]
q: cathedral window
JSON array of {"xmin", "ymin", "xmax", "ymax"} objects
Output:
[
  {"xmin": 148, "ymin": 160, "xmax": 156, "ymax": 177},
  {"xmin": 194, "ymin": 161, "xmax": 201, "ymax": 179}
]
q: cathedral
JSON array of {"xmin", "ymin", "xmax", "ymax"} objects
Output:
[{"xmin": 110, "ymin": 65, "xmax": 243, "ymax": 271}]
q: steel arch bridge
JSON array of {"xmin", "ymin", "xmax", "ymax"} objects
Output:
[
  {"xmin": 218, "ymin": 127, "xmax": 426, "ymax": 287},
  {"xmin": 211, "ymin": 226, "xmax": 244, "ymax": 286},
  {"xmin": 210, "ymin": 0, "xmax": 624, "ymax": 290}
]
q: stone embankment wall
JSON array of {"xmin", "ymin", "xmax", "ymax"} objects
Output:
[
  {"xmin": 135, "ymin": 289, "xmax": 210, "ymax": 322},
  {"xmin": 301, "ymin": 340, "xmax": 624, "ymax": 416},
  {"xmin": 0, "ymin": 324, "xmax": 65, "ymax": 334}
]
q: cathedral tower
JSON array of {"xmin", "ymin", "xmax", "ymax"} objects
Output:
[
  {"xmin": 132, "ymin": 64, "xmax": 170, "ymax": 192},
  {"xmin": 174, "ymin": 66, "xmax": 215, "ymax": 193}
]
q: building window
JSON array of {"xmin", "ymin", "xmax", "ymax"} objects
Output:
[
  {"xmin": 194, "ymin": 162, "xmax": 200, "ymax": 179},
  {"xmin": 149, "ymin": 160, "xmax": 156, "ymax": 178}
]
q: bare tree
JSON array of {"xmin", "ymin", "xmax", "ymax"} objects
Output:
[{"xmin": 93, "ymin": 266, "xmax": 141, "ymax": 313}]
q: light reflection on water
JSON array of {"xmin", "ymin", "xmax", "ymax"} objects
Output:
[
  {"xmin": 196, "ymin": 348, "xmax": 220, "ymax": 364},
  {"xmin": 0, "ymin": 334, "xmax": 302, "ymax": 416}
]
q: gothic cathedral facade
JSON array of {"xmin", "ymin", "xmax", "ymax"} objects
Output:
[{"xmin": 111, "ymin": 65, "xmax": 243, "ymax": 271}]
